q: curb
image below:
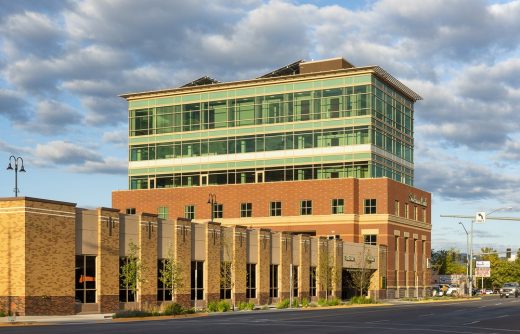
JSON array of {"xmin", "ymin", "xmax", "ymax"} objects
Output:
[
  {"xmin": 112, "ymin": 313, "xmax": 208, "ymax": 322},
  {"xmin": 301, "ymin": 303, "xmax": 392, "ymax": 311},
  {"xmin": 0, "ymin": 312, "xmax": 208, "ymax": 327}
]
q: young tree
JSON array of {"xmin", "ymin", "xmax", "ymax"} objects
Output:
[
  {"xmin": 158, "ymin": 244, "xmax": 183, "ymax": 301},
  {"xmin": 120, "ymin": 241, "xmax": 147, "ymax": 304},
  {"xmin": 347, "ymin": 245, "xmax": 375, "ymax": 296},
  {"xmin": 317, "ymin": 242, "xmax": 339, "ymax": 301},
  {"xmin": 220, "ymin": 229, "xmax": 234, "ymax": 300}
]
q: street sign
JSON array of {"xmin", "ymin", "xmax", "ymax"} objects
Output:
[
  {"xmin": 476, "ymin": 260, "xmax": 490, "ymax": 268},
  {"xmin": 475, "ymin": 212, "xmax": 486, "ymax": 223},
  {"xmin": 475, "ymin": 267, "xmax": 491, "ymax": 277}
]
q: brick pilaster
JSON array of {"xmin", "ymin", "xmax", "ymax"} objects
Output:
[
  {"xmin": 97, "ymin": 208, "xmax": 120, "ymax": 313},
  {"xmin": 138, "ymin": 213, "xmax": 158, "ymax": 307}
]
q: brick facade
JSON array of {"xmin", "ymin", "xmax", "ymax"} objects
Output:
[{"xmin": 1, "ymin": 193, "xmax": 429, "ymax": 315}]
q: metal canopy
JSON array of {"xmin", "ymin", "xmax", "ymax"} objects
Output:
[
  {"xmin": 258, "ymin": 60, "xmax": 303, "ymax": 79},
  {"xmin": 180, "ymin": 76, "xmax": 221, "ymax": 88}
]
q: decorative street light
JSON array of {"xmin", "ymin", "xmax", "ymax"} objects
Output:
[
  {"xmin": 6, "ymin": 155, "xmax": 26, "ymax": 197},
  {"xmin": 458, "ymin": 222, "xmax": 469, "ymax": 295},
  {"xmin": 207, "ymin": 193, "xmax": 217, "ymax": 223}
]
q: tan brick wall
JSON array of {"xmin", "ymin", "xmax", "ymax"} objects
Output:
[
  {"xmin": 257, "ymin": 228, "xmax": 271, "ymax": 305},
  {"xmin": 138, "ymin": 213, "xmax": 158, "ymax": 307},
  {"xmin": 97, "ymin": 208, "xmax": 120, "ymax": 313},
  {"xmin": 0, "ymin": 199, "xmax": 26, "ymax": 303},
  {"xmin": 232, "ymin": 225, "xmax": 247, "ymax": 304},
  {"xmin": 331, "ymin": 239, "xmax": 343, "ymax": 298},
  {"xmin": 205, "ymin": 222, "xmax": 221, "ymax": 304},
  {"xmin": 0, "ymin": 198, "xmax": 77, "ymax": 315},
  {"xmin": 173, "ymin": 219, "xmax": 191, "ymax": 308},
  {"xmin": 298, "ymin": 235, "xmax": 311, "ymax": 300},
  {"xmin": 279, "ymin": 232, "xmax": 292, "ymax": 300},
  {"xmin": 316, "ymin": 237, "xmax": 329, "ymax": 299}
]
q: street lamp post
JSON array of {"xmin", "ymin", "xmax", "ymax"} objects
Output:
[
  {"xmin": 458, "ymin": 222, "xmax": 469, "ymax": 295},
  {"xmin": 207, "ymin": 193, "xmax": 217, "ymax": 223},
  {"xmin": 6, "ymin": 155, "xmax": 26, "ymax": 197}
]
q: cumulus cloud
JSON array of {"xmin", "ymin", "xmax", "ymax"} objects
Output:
[
  {"xmin": 102, "ymin": 130, "xmax": 127, "ymax": 146},
  {"xmin": 33, "ymin": 140, "xmax": 103, "ymax": 166},
  {"xmin": 69, "ymin": 157, "xmax": 127, "ymax": 175},
  {"xmin": 0, "ymin": 0, "xmax": 519, "ymax": 205},
  {"xmin": 0, "ymin": 11, "xmax": 65, "ymax": 58},
  {"xmin": 21, "ymin": 100, "xmax": 83, "ymax": 135},
  {"xmin": 0, "ymin": 89, "xmax": 30, "ymax": 122},
  {"xmin": 30, "ymin": 140, "xmax": 126, "ymax": 175}
]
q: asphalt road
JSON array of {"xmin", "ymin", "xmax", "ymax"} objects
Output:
[{"xmin": 2, "ymin": 296, "xmax": 520, "ymax": 334}]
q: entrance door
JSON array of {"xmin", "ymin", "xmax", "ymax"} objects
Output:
[{"xmin": 341, "ymin": 269, "xmax": 357, "ymax": 300}]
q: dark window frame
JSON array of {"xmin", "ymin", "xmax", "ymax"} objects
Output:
[
  {"xmin": 75, "ymin": 255, "xmax": 96, "ymax": 304},
  {"xmin": 246, "ymin": 263, "xmax": 257, "ymax": 298},
  {"xmin": 364, "ymin": 198, "xmax": 377, "ymax": 214},
  {"xmin": 240, "ymin": 202, "xmax": 252, "ymax": 218},
  {"xmin": 270, "ymin": 201, "xmax": 282, "ymax": 217},
  {"xmin": 300, "ymin": 200, "xmax": 312, "ymax": 215},
  {"xmin": 331, "ymin": 198, "xmax": 344, "ymax": 214},
  {"xmin": 191, "ymin": 261, "xmax": 204, "ymax": 300}
]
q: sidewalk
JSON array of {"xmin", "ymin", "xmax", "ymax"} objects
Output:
[{"xmin": 0, "ymin": 313, "xmax": 113, "ymax": 325}]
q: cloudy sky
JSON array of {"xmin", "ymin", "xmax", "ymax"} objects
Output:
[{"xmin": 1, "ymin": 0, "xmax": 519, "ymax": 253}]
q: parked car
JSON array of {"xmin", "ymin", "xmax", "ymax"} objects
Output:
[
  {"xmin": 499, "ymin": 282, "xmax": 519, "ymax": 298},
  {"xmin": 433, "ymin": 284, "xmax": 460, "ymax": 297},
  {"xmin": 445, "ymin": 284, "xmax": 461, "ymax": 296}
]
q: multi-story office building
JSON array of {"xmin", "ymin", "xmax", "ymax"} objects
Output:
[{"xmin": 113, "ymin": 57, "xmax": 431, "ymax": 298}]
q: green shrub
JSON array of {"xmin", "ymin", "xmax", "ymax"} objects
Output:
[
  {"xmin": 207, "ymin": 301, "xmax": 219, "ymax": 312},
  {"xmin": 0, "ymin": 310, "xmax": 5, "ymax": 317},
  {"xmin": 184, "ymin": 308, "xmax": 195, "ymax": 314},
  {"xmin": 291, "ymin": 298, "xmax": 299, "ymax": 308},
  {"xmin": 162, "ymin": 303, "xmax": 184, "ymax": 315},
  {"xmin": 237, "ymin": 301, "xmax": 255, "ymax": 311},
  {"xmin": 328, "ymin": 297, "xmax": 340, "ymax": 306},
  {"xmin": 317, "ymin": 297, "xmax": 341, "ymax": 307},
  {"xmin": 317, "ymin": 298, "xmax": 328, "ymax": 306},
  {"xmin": 350, "ymin": 296, "xmax": 375, "ymax": 304},
  {"xmin": 217, "ymin": 300, "xmax": 231, "ymax": 312},
  {"xmin": 301, "ymin": 298, "xmax": 310, "ymax": 308},
  {"xmin": 275, "ymin": 299, "xmax": 290, "ymax": 309}
]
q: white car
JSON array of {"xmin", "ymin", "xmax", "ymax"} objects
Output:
[{"xmin": 443, "ymin": 284, "xmax": 461, "ymax": 296}]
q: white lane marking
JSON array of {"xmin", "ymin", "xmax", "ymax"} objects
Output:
[
  {"xmin": 365, "ymin": 320, "xmax": 389, "ymax": 323},
  {"xmin": 495, "ymin": 314, "xmax": 509, "ymax": 318},
  {"xmin": 495, "ymin": 303, "xmax": 502, "ymax": 306},
  {"xmin": 464, "ymin": 320, "xmax": 480, "ymax": 325},
  {"xmin": 419, "ymin": 313, "xmax": 434, "ymax": 317},
  {"xmin": 478, "ymin": 305, "xmax": 487, "ymax": 308}
]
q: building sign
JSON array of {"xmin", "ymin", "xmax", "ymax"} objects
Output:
[
  {"xmin": 475, "ymin": 261, "xmax": 490, "ymax": 268},
  {"xmin": 409, "ymin": 194, "xmax": 427, "ymax": 207},
  {"xmin": 475, "ymin": 267, "xmax": 491, "ymax": 277},
  {"xmin": 344, "ymin": 255, "xmax": 355, "ymax": 262}
]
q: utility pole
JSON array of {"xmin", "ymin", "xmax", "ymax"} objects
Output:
[{"xmin": 441, "ymin": 207, "xmax": 514, "ymax": 297}]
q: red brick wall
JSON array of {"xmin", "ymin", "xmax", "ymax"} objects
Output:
[{"xmin": 113, "ymin": 178, "xmax": 430, "ymax": 223}]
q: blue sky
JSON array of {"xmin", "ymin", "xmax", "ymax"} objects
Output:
[{"xmin": 1, "ymin": 0, "xmax": 519, "ymax": 253}]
